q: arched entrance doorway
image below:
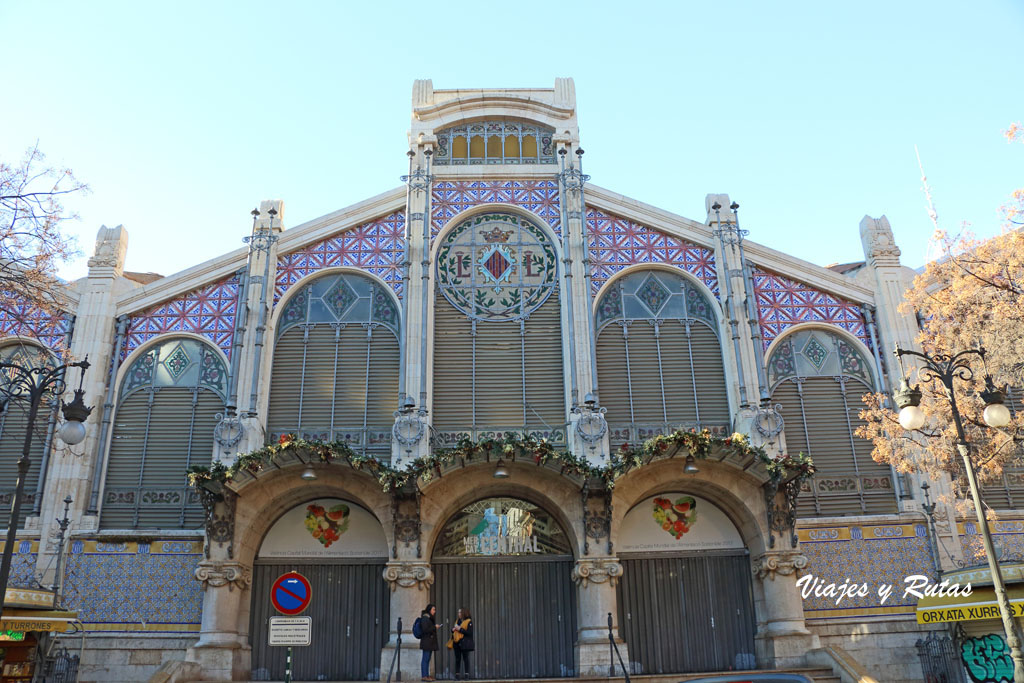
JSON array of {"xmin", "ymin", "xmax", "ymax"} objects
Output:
[
  {"xmin": 249, "ymin": 498, "xmax": 390, "ymax": 681},
  {"xmin": 431, "ymin": 496, "xmax": 577, "ymax": 679},
  {"xmin": 616, "ymin": 493, "xmax": 756, "ymax": 674}
]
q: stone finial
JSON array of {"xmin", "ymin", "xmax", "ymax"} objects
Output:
[
  {"xmin": 255, "ymin": 200, "xmax": 285, "ymax": 233},
  {"xmin": 383, "ymin": 562, "xmax": 434, "ymax": 592},
  {"xmin": 705, "ymin": 194, "xmax": 734, "ymax": 225},
  {"xmin": 553, "ymin": 77, "xmax": 576, "ymax": 110},
  {"xmin": 859, "ymin": 215, "xmax": 901, "ymax": 267},
  {"xmin": 87, "ymin": 224, "xmax": 128, "ymax": 277},
  {"xmin": 412, "ymin": 79, "xmax": 434, "ymax": 109}
]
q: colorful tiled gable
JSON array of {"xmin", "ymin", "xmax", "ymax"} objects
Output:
[
  {"xmin": 0, "ymin": 299, "xmax": 70, "ymax": 351},
  {"xmin": 799, "ymin": 523, "xmax": 933, "ymax": 620},
  {"xmin": 585, "ymin": 208, "xmax": 719, "ymax": 298},
  {"xmin": 122, "ymin": 275, "xmax": 240, "ymax": 361},
  {"xmin": 431, "ymin": 180, "xmax": 560, "ymax": 239},
  {"xmin": 63, "ymin": 539, "xmax": 203, "ymax": 632},
  {"xmin": 752, "ymin": 268, "xmax": 870, "ymax": 350},
  {"xmin": 275, "ymin": 211, "xmax": 406, "ymax": 303}
]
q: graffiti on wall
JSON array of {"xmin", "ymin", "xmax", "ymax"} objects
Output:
[{"xmin": 962, "ymin": 634, "xmax": 1012, "ymax": 683}]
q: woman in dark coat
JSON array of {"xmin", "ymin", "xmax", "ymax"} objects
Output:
[
  {"xmin": 452, "ymin": 607, "xmax": 474, "ymax": 680},
  {"xmin": 419, "ymin": 603, "xmax": 438, "ymax": 681}
]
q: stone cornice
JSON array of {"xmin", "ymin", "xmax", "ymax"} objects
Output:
[
  {"xmin": 383, "ymin": 561, "xmax": 434, "ymax": 592},
  {"xmin": 752, "ymin": 550, "xmax": 808, "ymax": 581},
  {"xmin": 194, "ymin": 560, "xmax": 252, "ymax": 591},
  {"xmin": 571, "ymin": 556, "xmax": 623, "ymax": 588},
  {"xmin": 114, "ymin": 248, "xmax": 247, "ymax": 316},
  {"xmin": 274, "ymin": 187, "xmax": 406, "ymax": 256}
]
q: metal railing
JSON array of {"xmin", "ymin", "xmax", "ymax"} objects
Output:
[
  {"xmin": 607, "ymin": 612, "xmax": 630, "ymax": 683},
  {"xmin": 916, "ymin": 632, "xmax": 967, "ymax": 683},
  {"xmin": 386, "ymin": 616, "xmax": 404, "ymax": 683}
]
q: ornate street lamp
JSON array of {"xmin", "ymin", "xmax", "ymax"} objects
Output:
[
  {"xmin": 0, "ymin": 357, "xmax": 92, "ymax": 621},
  {"xmin": 893, "ymin": 344, "xmax": 1024, "ymax": 681}
]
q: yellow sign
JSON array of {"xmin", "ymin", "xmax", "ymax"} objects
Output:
[
  {"xmin": 0, "ymin": 618, "xmax": 74, "ymax": 633},
  {"xmin": 916, "ymin": 588, "xmax": 1024, "ymax": 624}
]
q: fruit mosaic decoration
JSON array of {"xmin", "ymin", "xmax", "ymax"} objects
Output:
[
  {"xmin": 304, "ymin": 502, "xmax": 350, "ymax": 548},
  {"xmin": 652, "ymin": 496, "xmax": 697, "ymax": 539}
]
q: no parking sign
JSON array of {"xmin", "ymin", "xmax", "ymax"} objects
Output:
[{"xmin": 271, "ymin": 572, "xmax": 312, "ymax": 616}]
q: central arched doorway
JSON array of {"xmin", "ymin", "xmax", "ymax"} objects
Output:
[
  {"xmin": 616, "ymin": 493, "xmax": 757, "ymax": 674},
  {"xmin": 431, "ymin": 496, "xmax": 577, "ymax": 679},
  {"xmin": 249, "ymin": 498, "xmax": 390, "ymax": 681}
]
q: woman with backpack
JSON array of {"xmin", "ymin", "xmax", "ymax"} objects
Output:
[
  {"xmin": 451, "ymin": 607, "xmax": 474, "ymax": 680},
  {"xmin": 416, "ymin": 603, "xmax": 438, "ymax": 681}
]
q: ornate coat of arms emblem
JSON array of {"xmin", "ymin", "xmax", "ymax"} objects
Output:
[{"xmin": 436, "ymin": 213, "xmax": 558, "ymax": 320}]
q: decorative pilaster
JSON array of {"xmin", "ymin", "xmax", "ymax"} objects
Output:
[
  {"xmin": 751, "ymin": 549, "xmax": 819, "ymax": 668},
  {"xmin": 573, "ymin": 556, "xmax": 629, "ymax": 677},
  {"xmin": 195, "ymin": 560, "xmax": 252, "ymax": 592},
  {"xmin": 382, "ymin": 561, "xmax": 433, "ymax": 592}
]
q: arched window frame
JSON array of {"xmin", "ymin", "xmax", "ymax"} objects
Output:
[
  {"xmin": 0, "ymin": 339, "xmax": 60, "ymax": 528},
  {"xmin": 593, "ymin": 268, "xmax": 732, "ymax": 441},
  {"xmin": 430, "ymin": 208, "xmax": 568, "ymax": 446},
  {"xmin": 766, "ymin": 326, "xmax": 896, "ymax": 516},
  {"xmin": 100, "ymin": 335, "xmax": 229, "ymax": 529},
  {"xmin": 266, "ymin": 270, "xmax": 401, "ymax": 452}
]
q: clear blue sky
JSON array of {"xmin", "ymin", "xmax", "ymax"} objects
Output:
[{"xmin": 3, "ymin": 1, "xmax": 1021, "ymax": 280}]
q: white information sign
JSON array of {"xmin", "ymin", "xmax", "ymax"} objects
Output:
[{"xmin": 268, "ymin": 616, "xmax": 312, "ymax": 646}]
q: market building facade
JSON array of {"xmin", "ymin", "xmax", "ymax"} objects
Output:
[{"xmin": 1, "ymin": 79, "xmax": 1019, "ymax": 683}]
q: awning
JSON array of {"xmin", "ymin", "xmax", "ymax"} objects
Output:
[
  {"xmin": 0, "ymin": 609, "xmax": 79, "ymax": 633},
  {"xmin": 916, "ymin": 584, "xmax": 1024, "ymax": 624}
]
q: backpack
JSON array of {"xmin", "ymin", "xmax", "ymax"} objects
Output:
[{"xmin": 412, "ymin": 616, "xmax": 423, "ymax": 639}]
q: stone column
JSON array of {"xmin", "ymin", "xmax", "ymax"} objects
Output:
[
  {"xmin": 379, "ymin": 561, "xmax": 434, "ymax": 681},
  {"xmin": 572, "ymin": 556, "xmax": 629, "ymax": 677},
  {"xmin": 751, "ymin": 550, "xmax": 819, "ymax": 667},
  {"xmin": 186, "ymin": 488, "xmax": 251, "ymax": 681}
]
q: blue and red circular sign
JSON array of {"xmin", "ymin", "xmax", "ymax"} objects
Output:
[{"xmin": 271, "ymin": 572, "xmax": 312, "ymax": 615}]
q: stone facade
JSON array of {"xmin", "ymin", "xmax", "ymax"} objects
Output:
[{"xmin": 0, "ymin": 78, "xmax": 985, "ymax": 683}]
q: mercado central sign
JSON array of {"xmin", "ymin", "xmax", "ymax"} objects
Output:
[{"xmin": 436, "ymin": 497, "xmax": 572, "ymax": 558}]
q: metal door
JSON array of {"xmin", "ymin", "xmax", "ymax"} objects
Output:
[
  {"xmin": 250, "ymin": 561, "xmax": 389, "ymax": 681},
  {"xmin": 617, "ymin": 552, "xmax": 756, "ymax": 674},
  {"xmin": 432, "ymin": 557, "xmax": 577, "ymax": 679}
]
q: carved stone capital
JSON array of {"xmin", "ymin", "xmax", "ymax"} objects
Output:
[
  {"xmin": 194, "ymin": 560, "xmax": 252, "ymax": 591},
  {"xmin": 383, "ymin": 562, "xmax": 433, "ymax": 592},
  {"xmin": 752, "ymin": 551, "xmax": 808, "ymax": 581},
  {"xmin": 571, "ymin": 557, "xmax": 623, "ymax": 588}
]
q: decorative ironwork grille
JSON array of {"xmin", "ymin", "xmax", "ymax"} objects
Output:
[
  {"xmin": 767, "ymin": 328, "xmax": 897, "ymax": 516},
  {"xmin": 267, "ymin": 272, "xmax": 400, "ymax": 455},
  {"xmin": 434, "ymin": 120, "xmax": 555, "ymax": 165},
  {"xmin": 102, "ymin": 338, "xmax": 227, "ymax": 529},
  {"xmin": 595, "ymin": 270, "xmax": 730, "ymax": 444},
  {"xmin": 916, "ymin": 632, "xmax": 967, "ymax": 683}
]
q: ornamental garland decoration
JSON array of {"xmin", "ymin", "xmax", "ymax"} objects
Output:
[{"xmin": 187, "ymin": 430, "xmax": 815, "ymax": 494}]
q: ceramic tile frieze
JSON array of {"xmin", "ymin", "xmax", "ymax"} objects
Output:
[
  {"xmin": 63, "ymin": 539, "xmax": 203, "ymax": 632},
  {"xmin": 752, "ymin": 268, "xmax": 870, "ymax": 350},
  {"xmin": 959, "ymin": 519, "xmax": 1024, "ymax": 566},
  {"xmin": 431, "ymin": 180, "xmax": 560, "ymax": 240},
  {"xmin": 585, "ymin": 208, "xmax": 719, "ymax": 299},
  {"xmin": 122, "ymin": 275, "xmax": 240, "ymax": 361},
  {"xmin": 0, "ymin": 539, "xmax": 40, "ymax": 587},
  {"xmin": 0, "ymin": 300, "xmax": 70, "ymax": 351},
  {"xmin": 275, "ymin": 212, "xmax": 406, "ymax": 303},
  {"xmin": 798, "ymin": 523, "xmax": 933, "ymax": 620}
]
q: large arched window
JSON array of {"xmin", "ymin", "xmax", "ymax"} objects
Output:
[
  {"xmin": 267, "ymin": 271, "xmax": 400, "ymax": 454},
  {"xmin": 432, "ymin": 211, "xmax": 566, "ymax": 446},
  {"xmin": 102, "ymin": 338, "xmax": 227, "ymax": 529},
  {"xmin": 0, "ymin": 342, "xmax": 58, "ymax": 529},
  {"xmin": 595, "ymin": 270, "xmax": 730, "ymax": 443},
  {"xmin": 767, "ymin": 328, "xmax": 897, "ymax": 516}
]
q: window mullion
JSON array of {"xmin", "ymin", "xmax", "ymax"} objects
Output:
[
  {"xmin": 793, "ymin": 378, "xmax": 820, "ymax": 515},
  {"xmin": 362, "ymin": 324, "xmax": 373, "ymax": 456},
  {"xmin": 652, "ymin": 320, "xmax": 668, "ymax": 427},
  {"xmin": 836, "ymin": 376, "xmax": 867, "ymax": 514},
  {"xmin": 297, "ymin": 324, "xmax": 311, "ymax": 436},
  {"xmin": 135, "ymin": 387, "xmax": 157, "ymax": 529},
  {"xmin": 330, "ymin": 323, "xmax": 342, "ymax": 440},
  {"xmin": 684, "ymin": 319, "xmax": 701, "ymax": 426},
  {"xmin": 180, "ymin": 387, "xmax": 200, "ymax": 527}
]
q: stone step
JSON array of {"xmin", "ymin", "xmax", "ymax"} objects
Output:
[{"xmin": 193, "ymin": 668, "xmax": 843, "ymax": 683}]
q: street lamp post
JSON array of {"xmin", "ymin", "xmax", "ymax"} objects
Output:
[
  {"xmin": 0, "ymin": 357, "xmax": 92, "ymax": 621},
  {"xmin": 892, "ymin": 344, "xmax": 1024, "ymax": 682}
]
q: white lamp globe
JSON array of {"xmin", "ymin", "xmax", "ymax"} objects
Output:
[
  {"xmin": 58, "ymin": 420, "xmax": 87, "ymax": 445},
  {"xmin": 983, "ymin": 402, "xmax": 1012, "ymax": 429},
  {"xmin": 898, "ymin": 405, "xmax": 926, "ymax": 431}
]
